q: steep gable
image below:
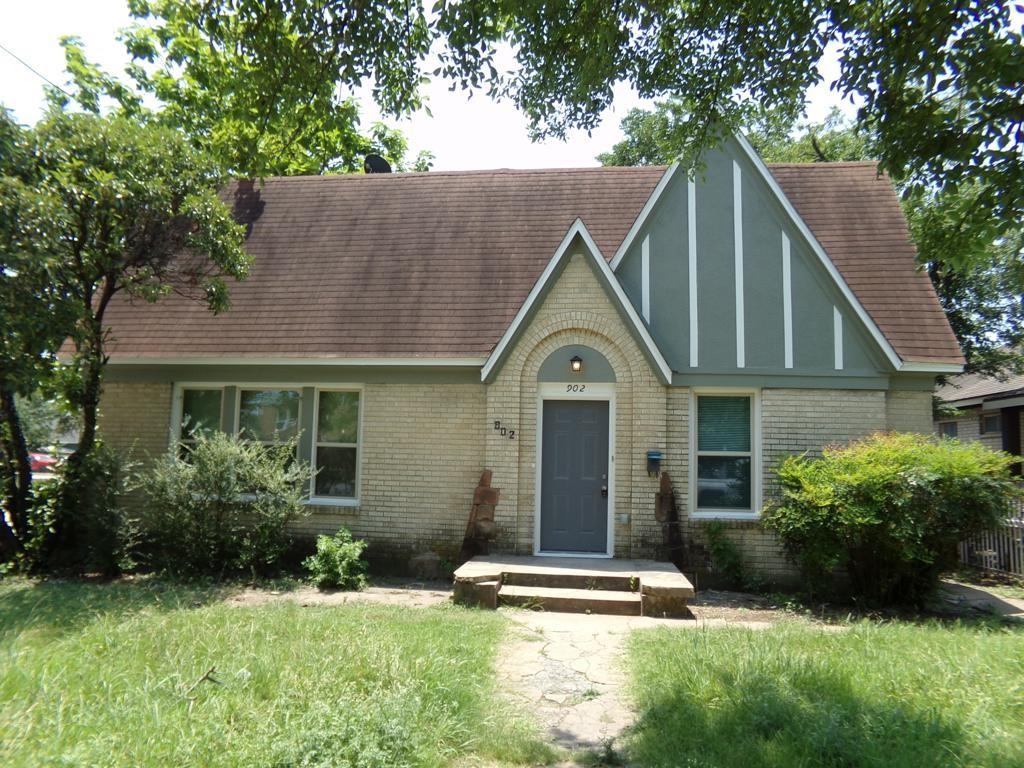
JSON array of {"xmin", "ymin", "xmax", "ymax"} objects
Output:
[
  {"xmin": 613, "ymin": 137, "xmax": 961, "ymax": 376},
  {"xmin": 481, "ymin": 220, "xmax": 671, "ymax": 383}
]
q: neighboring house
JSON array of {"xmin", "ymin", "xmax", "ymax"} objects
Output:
[
  {"xmin": 97, "ymin": 135, "xmax": 963, "ymax": 580},
  {"xmin": 935, "ymin": 371, "xmax": 1024, "ymax": 468}
]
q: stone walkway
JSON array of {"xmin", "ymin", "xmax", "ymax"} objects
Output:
[
  {"xmin": 496, "ymin": 599, "xmax": 832, "ymax": 759},
  {"xmin": 939, "ymin": 580, "xmax": 1024, "ymax": 621},
  {"xmin": 497, "ymin": 610, "xmax": 773, "ymax": 756},
  {"xmin": 498, "ymin": 611, "xmax": 640, "ymax": 754}
]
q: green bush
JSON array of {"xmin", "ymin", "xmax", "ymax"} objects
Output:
[
  {"xmin": 703, "ymin": 521, "xmax": 765, "ymax": 592},
  {"xmin": 139, "ymin": 431, "xmax": 311, "ymax": 577},
  {"xmin": 24, "ymin": 444, "xmax": 137, "ymax": 577},
  {"xmin": 304, "ymin": 528, "xmax": 369, "ymax": 590},
  {"xmin": 763, "ymin": 431, "xmax": 1020, "ymax": 604}
]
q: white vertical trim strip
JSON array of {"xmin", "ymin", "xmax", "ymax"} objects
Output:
[
  {"xmin": 782, "ymin": 232, "xmax": 793, "ymax": 369},
  {"xmin": 688, "ymin": 177, "xmax": 698, "ymax": 368},
  {"xmin": 733, "ymin": 160, "xmax": 745, "ymax": 369},
  {"xmin": 641, "ymin": 234, "xmax": 651, "ymax": 323},
  {"xmin": 834, "ymin": 306, "xmax": 844, "ymax": 370}
]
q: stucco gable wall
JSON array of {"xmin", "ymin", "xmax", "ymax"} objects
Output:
[{"xmin": 615, "ymin": 141, "xmax": 890, "ymax": 377}]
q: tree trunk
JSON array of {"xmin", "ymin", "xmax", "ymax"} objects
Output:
[
  {"xmin": 71, "ymin": 315, "xmax": 107, "ymax": 463},
  {"xmin": 0, "ymin": 387, "xmax": 31, "ymax": 558},
  {"xmin": 77, "ymin": 361, "xmax": 101, "ymax": 459}
]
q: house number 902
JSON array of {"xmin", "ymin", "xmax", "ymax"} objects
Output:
[{"xmin": 566, "ymin": 384, "xmax": 587, "ymax": 393}]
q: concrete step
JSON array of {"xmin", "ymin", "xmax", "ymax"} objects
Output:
[
  {"xmin": 500, "ymin": 570, "xmax": 635, "ymax": 592},
  {"xmin": 498, "ymin": 584, "xmax": 642, "ymax": 616}
]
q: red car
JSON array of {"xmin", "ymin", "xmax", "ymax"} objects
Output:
[{"xmin": 29, "ymin": 452, "xmax": 58, "ymax": 473}]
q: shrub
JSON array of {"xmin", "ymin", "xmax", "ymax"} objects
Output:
[
  {"xmin": 763, "ymin": 431, "xmax": 1020, "ymax": 604},
  {"xmin": 304, "ymin": 528, "xmax": 369, "ymax": 590},
  {"xmin": 703, "ymin": 521, "xmax": 766, "ymax": 593},
  {"xmin": 139, "ymin": 431, "xmax": 311, "ymax": 577},
  {"xmin": 25, "ymin": 444, "xmax": 137, "ymax": 577}
]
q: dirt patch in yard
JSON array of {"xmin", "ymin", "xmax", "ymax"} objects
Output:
[
  {"xmin": 226, "ymin": 576, "xmax": 452, "ymax": 609},
  {"xmin": 687, "ymin": 589, "xmax": 808, "ymax": 625}
]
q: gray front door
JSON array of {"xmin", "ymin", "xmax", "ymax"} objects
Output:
[{"xmin": 540, "ymin": 400, "xmax": 609, "ymax": 553}]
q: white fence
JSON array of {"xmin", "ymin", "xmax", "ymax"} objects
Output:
[{"xmin": 960, "ymin": 515, "xmax": 1024, "ymax": 578}]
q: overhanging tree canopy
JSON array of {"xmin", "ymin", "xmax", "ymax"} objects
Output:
[{"xmin": 435, "ymin": 1, "xmax": 1023, "ymax": 224}]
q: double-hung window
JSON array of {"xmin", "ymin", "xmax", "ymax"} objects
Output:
[
  {"xmin": 238, "ymin": 389, "xmax": 301, "ymax": 445},
  {"xmin": 312, "ymin": 390, "xmax": 360, "ymax": 501},
  {"xmin": 693, "ymin": 393, "xmax": 757, "ymax": 517},
  {"xmin": 938, "ymin": 421, "xmax": 958, "ymax": 439},
  {"xmin": 178, "ymin": 388, "xmax": 224, "ymax": 454}
]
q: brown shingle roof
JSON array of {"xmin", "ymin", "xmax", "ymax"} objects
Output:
[
  {"xmin": 936, "ymin": 370, "xmax": 1024, "ymax": 404},
  {"xmin": 102, "ymin": 163, "xmax": 963, "ymax": 366}
]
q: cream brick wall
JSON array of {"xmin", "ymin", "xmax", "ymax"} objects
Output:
[
  {"xmin": 296, "ymin": 382, "xmax": 486, "ymax": 561},
  {"xmin": 663, "ymin": 387, "xmax": 889, "ymax": 582},
  {"xmin": 485, "ymin": 252, "xmax": 667, "ymax": 558},
  {"xmin": 98, "ymin": 380, "xmax": 486, "ymax": 564},
  {"xmin": 886, "ymin": 390, "xmax": 933, "ymax": 433},
  {"xmin": 762, "ymin": 388, "xmax": 886, "ymax": 497},
  {"xmin": 98, "ymin": 381, "xmax": 174, "ymax": 462},
  {"xmin": 97, "ymin": 381, "xmax": 174, "ymax": 512}
]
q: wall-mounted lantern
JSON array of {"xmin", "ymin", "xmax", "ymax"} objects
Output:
[{"xmin": 570, "ymin": 355, "xmax": 583, "ymax": 374}]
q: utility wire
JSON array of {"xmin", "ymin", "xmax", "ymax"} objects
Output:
[{"xmin": 0, "ymin": 41, "xmax": 71, "ymax": 98}]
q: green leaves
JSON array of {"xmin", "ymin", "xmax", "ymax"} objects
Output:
[
  {"xmin": 764, "ymin": 432, "xmax": 1021, "ymax": 604},
  {"xmin": 141, "ymin": 431, "xmax": 313, "ymax": 576},
  {"xmin": 113, "ymin": 0, "xmax": 433, "ymax": 177},
  {"xmin": 436, "ymin": 1, "xmax": 1022, "ymax": 229},
  {"xmin": 25, "ymin": 110, "xmax": 249, "ymax": 313}
]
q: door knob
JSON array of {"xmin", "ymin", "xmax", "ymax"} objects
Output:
[{"xmin": 601, "ymin": 485, "xmax": 608, "ymax": 498}]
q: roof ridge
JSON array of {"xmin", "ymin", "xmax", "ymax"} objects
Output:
[
  {"xmin": 245, "ymin": 166, "xmax": 669, "ymax": 183},
  {"xmin": 766, "ymin": 161, "xmax": 880, "ymax": 168}
]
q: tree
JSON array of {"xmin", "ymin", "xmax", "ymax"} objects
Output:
[
  {"xmin": 436, "ymin": 1, "xmax": 1023, "ymax": 226},
  {"xmin": 30, "ymin": 110, "xmax": 250, "ymax": 457},
  {"xmin": 598, "ymin": 102, "xmax": 1024, "ymax": 377},
  {"xmin": 59, "ymin": 0, "xmax": 434, "ymax": 177},
  {"xmin": 0, "ymin": 107, "xmax": 250, "ymax": 562},
  {"xmin": 598, "ymin": 102, "xmax": 874, "ymax": 166},
  {"xmin": 112, "ymin": 3, "xmax": 1019, "ymax": 250},
  {"xmin": 0, "ymin": 108, "xmax": 74, "ymax": 558},
  {"xmin": 14, "ymin": 394, "xmax": 75, "ymax": 453}
]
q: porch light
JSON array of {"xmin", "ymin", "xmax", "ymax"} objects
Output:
[{"xmin": 570, "ymin": 355, "xmax": 583, "ymax": 373}]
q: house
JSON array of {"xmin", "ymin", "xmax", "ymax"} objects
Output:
[
  {"xmin": 97, "ymin": 135, "xmax": 963, "ymax": 582},
  {"xmin": 935, "ymin": 371, "xmax": 1024, "ymax": 471}
]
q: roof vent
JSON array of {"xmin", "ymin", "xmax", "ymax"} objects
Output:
[{"xmin": 363, "ymin": 154, "xmax": 392, "ymax": 174}]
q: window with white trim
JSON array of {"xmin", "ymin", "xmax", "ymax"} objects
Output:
[
  {"xmin": 178, "ymin": 388, "xmax": 223, "ymax": 453},
  {"xmin": 238, "ymin": 389, "xmax": 301, "ymax": 444},
  {"xmin": 313, "ymin": 389, "xmax": 360, "ymax": 500},
  {"xmin": 695, "ymin": 395, "xmax": 754, "ymax": 513}
]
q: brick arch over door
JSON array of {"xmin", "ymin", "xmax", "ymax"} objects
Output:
[
  {"xmin": 518, "ymin": 324, "xmax": 639, "ymax": 555},
  {"xmin": 484, "ymin": 253, "xmax": 670, "ymax": 557}
]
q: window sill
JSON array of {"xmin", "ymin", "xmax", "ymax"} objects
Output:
[
  {"xmin": 691, "ymin": 510, "xmax": 760, "ymax": 521},
  {"xmin": 306, "ymin": 497, "xmax": 360, "ymax": 509}
]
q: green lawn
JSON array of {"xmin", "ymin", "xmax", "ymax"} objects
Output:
[
  {"xmin": 626, "ymin": 621, "xmax": 1024, "ymax": 768},
  {"xmin": 0, "ymin": 578, "xmax": 551, "ymax": 767}
]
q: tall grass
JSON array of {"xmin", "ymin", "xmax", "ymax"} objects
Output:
[
  {"xmin": 626, "ymin": 621, "xmax": 1024, "ymax": 768},
  {"xmin": 0, "ymin": 579, "xmax": 552, "ymax": 767}
]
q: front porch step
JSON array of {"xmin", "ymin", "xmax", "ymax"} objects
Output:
[
  {"xmin": 454, "ymin": 555, "xmax": 694, "ymax": 617},
  {"xmin": 501, "ymin": 570, "xmax": 635, "ymax": 591},
  {"xmin": 498, "ymin": 584, "xmax": 642, "ymax": 615}
]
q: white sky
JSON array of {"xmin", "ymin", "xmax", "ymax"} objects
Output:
[{"xmin": 0, "ymin": 0, "xmax": 855, "ymax": 171}]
